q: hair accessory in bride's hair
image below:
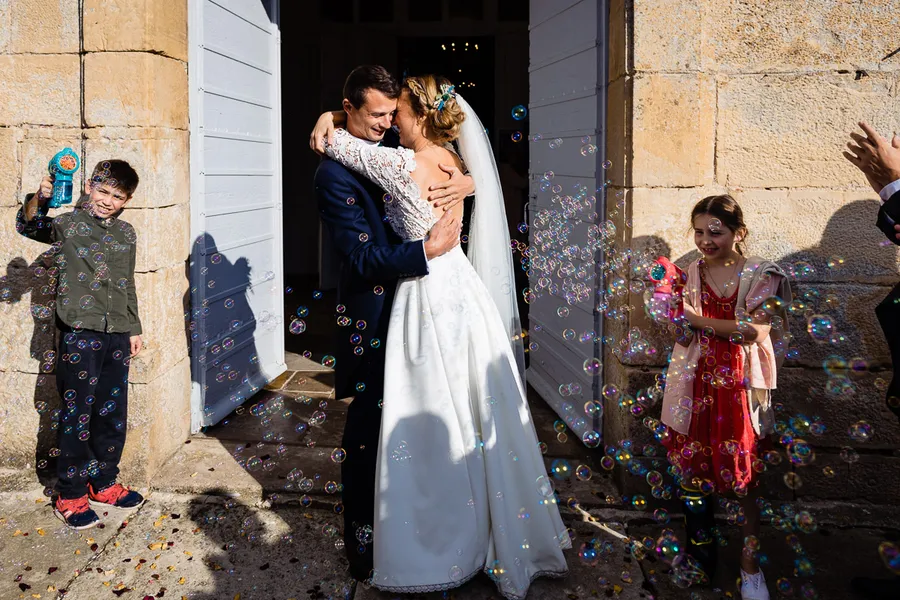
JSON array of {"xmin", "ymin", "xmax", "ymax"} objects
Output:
[{"xmin": 432, "ymin": 83, "xmax": 457, "ymax": 111}]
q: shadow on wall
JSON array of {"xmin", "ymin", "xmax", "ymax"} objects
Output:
[
  {"xmin": 186, "ymin": 232, "xmax": 263, "ymax": 431},
  {"xmin": 3, "ymin": 247, "xmax": 60, "ymax": 489}
]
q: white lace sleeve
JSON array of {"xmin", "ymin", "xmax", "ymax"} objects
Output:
[{"xmin": 323, "ymin": 129, "xmax": 418, "ymax": 203}]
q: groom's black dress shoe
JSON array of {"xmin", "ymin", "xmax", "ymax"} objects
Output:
[{"xmin": 851, "ymin": 576, "xmax": 900, "ymax": 599}]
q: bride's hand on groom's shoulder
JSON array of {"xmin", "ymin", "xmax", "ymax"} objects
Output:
[{"xmin": 310, "ymin": 111, "xmax": 339, "ymax": 154}]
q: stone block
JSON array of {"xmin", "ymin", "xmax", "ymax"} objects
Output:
[
  {"xmin": 84, "ymin": 53, "xmax": 188, "ymax": 129},
  {"xmin": 632, "ymin": 73, "xmax": 715, "ymax": 187},
  {"xmin": 781, "ymin": 283, "xmax": 892, "ymax": 370},
  {"xmin": 0, "ymin": 370, "xmax": 58, "ymax": 468},
  {"xmin": 776, "ymin": 367, "xmax": 900, "ymax": 451},
  {"xmin": 83, "ymin": 0, "xmax": 188, "ymax": 61},
  {"xmin": 83, "ymin": 127, "xmax": 190, "ymax": 209},
  {"xmin": 20, "ymin": 127, "xmax": 83, "ymax": 200},
  {"xmin": 0, "ymin": 0, "xmax": 9, "ymax": 53},
  {"xmin": 0, "ymin": 55, "xmax": 81, "ymax": 127},
  {"xmin": 704, "ymin": 0, "xmax": 900, "ymax": 72},
  {"xmin": 629, "ymin": 186, "xmax": 726, "ymax": 261},
  {"xmin": 9, "ymin": 0, "xmax": 79, "ymax": 54},
  {"xmin": 127, "ymin": 203, "xmax": 190, "ymax": 273},
  {"xmin": 795, "ymin": 452, "xmax": 900, "ymax": 505},
  {"xmin": 731, "ymin": 189, "xmax": 900, "ymax": 285},
  {"xmin": 122, "ymin": 356, "xmax": 190, "ymax": 486},
  {"xmin": 0, "ymin": 127, "xmax": 22, "ymax": 207},
  {"xmin": 147, "ymin": 357, "xmax": 191, "ymax": 475},
  {"xmin": 717, "ymin": 72, "xmax": 900, "ymax": 188},
  {"xmin": 129, "ymin": 264, "xmax": 189, "ymax": 385},
  {"xmin": 633, "ymin": 0, "xmax": 701, "ymax": 72}
]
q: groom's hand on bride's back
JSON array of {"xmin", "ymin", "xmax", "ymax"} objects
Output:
[
  {"xmin": 428, "ymin": 164, "xmax": 475, "ymax": 212},
  {"xmin": 424, "ymin": 211, "xmax": 462, "ymax": 260}
]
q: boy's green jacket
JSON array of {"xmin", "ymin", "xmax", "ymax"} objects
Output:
[{"xmin": 16, "ymin": 202, "xmax": 142, "ymax": 336}]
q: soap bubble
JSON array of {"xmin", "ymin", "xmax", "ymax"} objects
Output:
[
  {"xmin": 848, "ymin": 420, "xmax": 873, "ymax": 442},
  {"xmin": 511, "ymin": 105, "xmax": 527, "ymax": 120}
]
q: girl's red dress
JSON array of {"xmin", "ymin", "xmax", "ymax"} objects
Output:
[{"xmin": 663, "ymin": 267, "xmax": 761, "ymax": 495}]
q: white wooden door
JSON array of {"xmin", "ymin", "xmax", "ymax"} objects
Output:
[
  {"xmin": 527, "ymin": 0, "xmax": 608, "ymax": 445},
  {"xmin": 188, "ymin": 0, "xmax": 285, "ymax": 432}
]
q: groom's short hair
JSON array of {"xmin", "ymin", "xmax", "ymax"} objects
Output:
[{"xmin": 343, "ymin": 65, "xmax": 401, "ymax": 109}]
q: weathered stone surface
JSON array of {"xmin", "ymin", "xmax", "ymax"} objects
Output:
[
  {"xmin": 776, "ymin": 367, "xmax": 900, "ymax": 451},
  {"xmin": 83, "ymin": 127, "xmax": 190, "ymax": 209},
  {"xmin": 0, "ymin": 55, "xmax": 81, "ymax": 127},
  {"xmin": 796, "ymin": 452, "xmax": 900, "ymax": 505},
  {"xmin": 127, "ymin": 203, "xmax": 190, "ymax": 273},
  {"xmin": 0, "ymin": 0, "xmax": 9, "ymax": 53},
  {"xmin": 0, "ymin": 127, "xmax": 21, "ymax": 207},
  {"xmin": 83, "ymin": 0, "xmax": 188, "ymax": 61},
  {"xmin": 732, "ymin": 190, "xmax": 900, "ymax": 284},
  {"xmin": 9, "ymin": 0, "xmax": 79, "ymax": 54},
  {"xmin": 19, "ymin": 127, "xmax": 83, "ymax": 200},
  {"xmin": 0, "ymin": 371, "xmax": 58, "ymax": 468},
  {"xmin": 632, "ymin": 74, "xmax": 716, "ymax": 187},
  {"xmin": 704, "ymin": 0, "xmax": 900, "ymax": 72},
  {"xmin": 129, "ymin": 265, "xmax": 189, "ymax": 384},
  {"xmin": 717, "ymin": 72, "xmax": 900, "ymax": 188},
  {"xmin": 147, "ymin": 357, "xmax": 191, "ymax": 475},
  {"xmin": 781, "ymin": 283, "xmax": 892, "ymax": 370},
  {"xmin": 629, "ymin": 187, "xmax": 725, "ymax": 260},
  {"xmin": 84, "ymin": 53, "xmax": 188, "ymax": 128},
  {"xmin": 123, "ymin": 356, "xmax": 190, "ymax": 486},
  {"xmin": 634, "ymin": 0, "xmax": 701, "ymax": 72}
]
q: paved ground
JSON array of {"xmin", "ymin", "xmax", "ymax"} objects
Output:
[{"xmin": 1, "ymin": 354, "xmax": 897, "ymax": 600}]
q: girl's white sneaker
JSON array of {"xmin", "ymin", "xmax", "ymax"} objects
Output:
[{"xmin": 740, "ymin": 569, "xmax": 770, "ymax": 600}]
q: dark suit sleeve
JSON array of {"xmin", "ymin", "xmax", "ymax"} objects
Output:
[
  {"xmin": 877, "ymin": 190, "xmax": 900, "ymax": 245},
  {"xmin": 315, "ymin": 162, "xmax": 429, "ymax": 281}
]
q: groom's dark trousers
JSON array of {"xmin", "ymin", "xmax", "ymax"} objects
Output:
[
  {"xmin": 853, "ymin": 190, "xmax": 900, "ymax": 599},
  {"xmin": 875, "ymin": 189, "xmax": 900, "ymax": 421},
  {"xmin": 314, "ymin": 147, "xmax": 429, "ymax": 581}
]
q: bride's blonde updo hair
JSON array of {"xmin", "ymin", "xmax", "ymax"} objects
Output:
[{"xmin": 403, "ymin": 75, "xmax": 466, "ymax": 144}]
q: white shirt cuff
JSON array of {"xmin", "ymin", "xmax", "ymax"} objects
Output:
[{"xmin": 880, "ymin": 179, "xmax": 900, "ymax": 202}]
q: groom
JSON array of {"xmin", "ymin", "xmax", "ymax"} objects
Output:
[{"xmin": 312, "ymin": 65, "xmax": 475, "ymax": 581}]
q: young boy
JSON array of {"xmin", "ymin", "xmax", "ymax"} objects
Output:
[{"xmin": 17, "ymin": 159, "xmax": 145, "ymax": 529}]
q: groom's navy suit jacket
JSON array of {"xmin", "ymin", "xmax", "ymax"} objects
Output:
[
  {"xmin": 314, "ymin": 131, "xmax": 429, "ymax": 400},
  {"xmin": 876, "ymin": 189, "xmax": 900, "ymax": 414}
]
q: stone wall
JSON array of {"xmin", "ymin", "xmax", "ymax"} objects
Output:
[
  {"xmin": 606, "ymin": 0, "xmax": 900, "ymax": 504},
  {"xmin": 0, "ymin": 0, "xmax": 191, "ymax": 488}
]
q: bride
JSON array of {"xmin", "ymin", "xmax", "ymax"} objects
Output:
[{"xmin": 317, "ymin": 75, "xmax": 569, "ymax": 599}]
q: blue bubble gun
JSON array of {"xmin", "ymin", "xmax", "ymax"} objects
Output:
[{"xmin": 47, "ymin": 148, "xmax": 80, "ymax": 208}]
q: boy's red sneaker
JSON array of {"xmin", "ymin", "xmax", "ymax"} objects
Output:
[
  {"xmin": 54, "ymin": 495, "xmax": 100, "ymax": 530},
  {"xmin": 88, "ymin": 483, "xmax": 144, "ymax": 509}
]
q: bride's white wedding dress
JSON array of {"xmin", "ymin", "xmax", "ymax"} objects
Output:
[{"xmin": 324, "ymin": 115, "xmax": 570, "ymax": 599}]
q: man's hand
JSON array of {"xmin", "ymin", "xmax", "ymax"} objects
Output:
[
  {"xmin": 130, "ymin": 335, "xmax": 143, "ymax": 358},
  {"xmin": 423, "ymin": 210, "xmax": 462, "ymax": 259},
  {"xmin": 428, "ymin": 164, "xmax": 475, "ymax": 212},
  {"xmin": 844, "ymin": 121, "xmax": 900, "ymax": 193},
  {"xmin": 309, "ymin": 112, "xmax": 338, "ymax": 155}
]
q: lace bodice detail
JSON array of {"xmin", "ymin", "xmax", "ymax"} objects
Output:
[{"xmin": 324, "ymin": 129, "xmax": 438, "ymax": 241}]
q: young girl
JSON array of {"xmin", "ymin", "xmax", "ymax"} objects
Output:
[{"xmin": 656, "ymin": 195, "xmax": 791, "ymax": 600}]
